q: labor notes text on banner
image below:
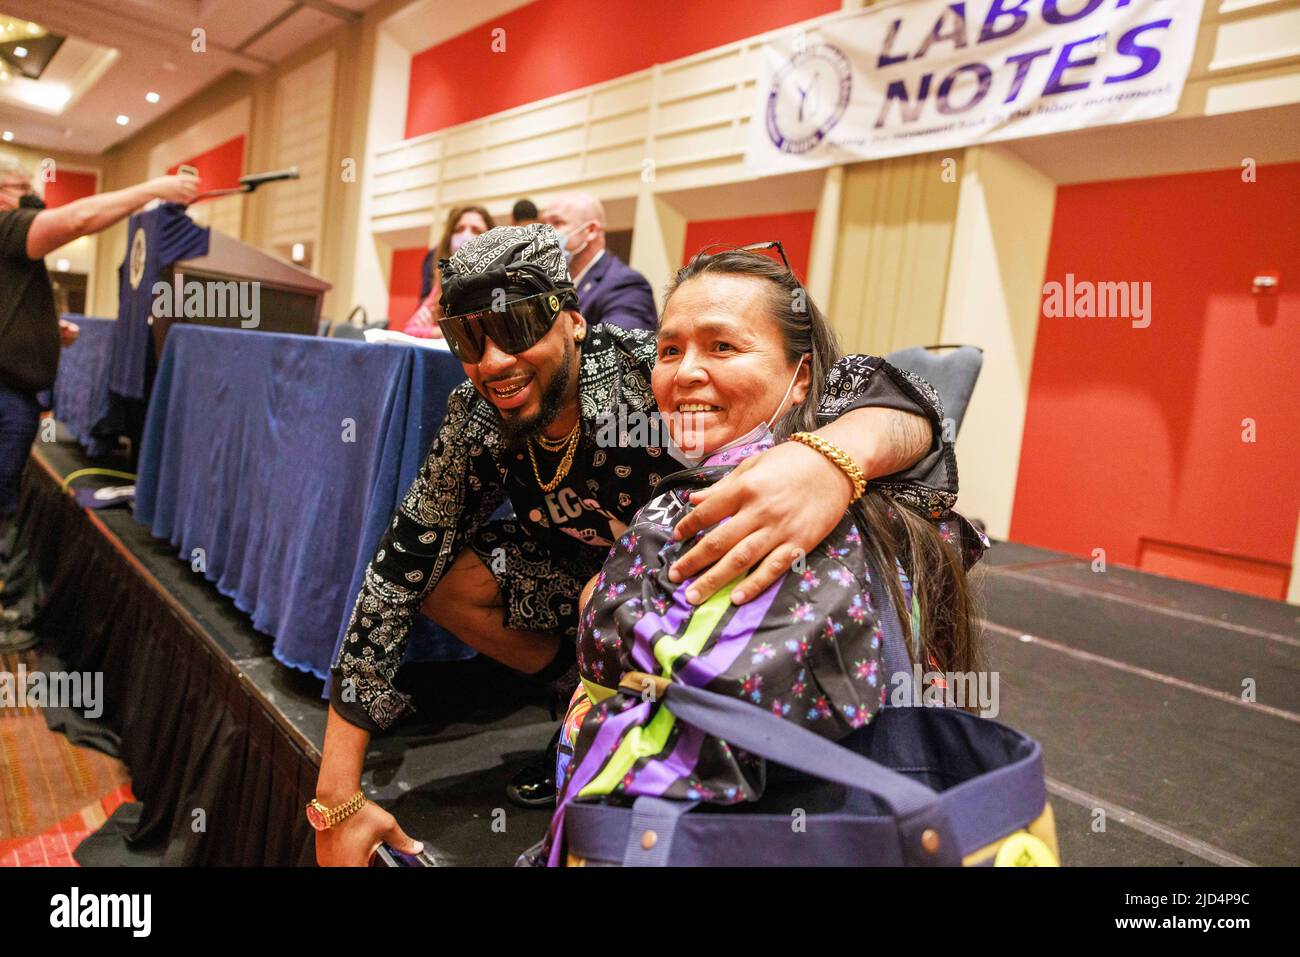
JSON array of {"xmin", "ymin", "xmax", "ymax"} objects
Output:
[{"xmin": 745, "ymin": 0, "xmax": 1206, "ymax": 172}]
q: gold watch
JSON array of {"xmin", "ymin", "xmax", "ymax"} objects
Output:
[{"xmin": 306, "ymin": 790, "xmax": 367, "ymax": 831}]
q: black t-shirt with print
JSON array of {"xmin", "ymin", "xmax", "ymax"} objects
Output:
[{"xmin": 0, "ymin": 207, "xmax": 59, "ymax": 396}]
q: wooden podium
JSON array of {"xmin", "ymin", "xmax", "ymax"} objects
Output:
[{"xmin": 149, "ymin": 228, "xmax": 331, "ymax": 356}]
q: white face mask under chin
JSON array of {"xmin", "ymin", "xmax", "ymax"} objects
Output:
[{"xmin": 664, "ymin": 355, "xmax": 807, "ymax": 468}]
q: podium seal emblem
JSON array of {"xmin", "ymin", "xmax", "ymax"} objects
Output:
[{"xmin": 128, "ymin": 226, "xmax": 148, "ymax": 290}]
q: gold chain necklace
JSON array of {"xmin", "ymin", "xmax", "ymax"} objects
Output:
[
  {"xmin": 535, "ymin": 421, "xmax": 579, "ymax": 451},
  {"xmin": 528, "ymin": 426, "xmax": 581, "ymax": 492}
]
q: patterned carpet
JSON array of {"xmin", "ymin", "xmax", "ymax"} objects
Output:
[{"xmin": 0, "ymin": 648, "xmax": 134, "ymax": 867}]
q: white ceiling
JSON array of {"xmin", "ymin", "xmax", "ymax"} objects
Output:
[{"xmin": 0, "ymin": 0, "xmax": 382, "ymax": 155}]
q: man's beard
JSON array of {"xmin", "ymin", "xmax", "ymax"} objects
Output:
[{"xmin": 498, "ymin": 336, "xmax": 576, "ymax": 450}]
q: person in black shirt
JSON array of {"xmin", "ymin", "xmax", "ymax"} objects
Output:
[{"xmin": 0, "ymin": 156, "xmax": 199, "ymax": 650}]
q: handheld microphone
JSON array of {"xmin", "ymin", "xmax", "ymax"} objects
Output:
[
  {"xmin": 237, "ymin": 167, "xmax": 299, "ymax": 191},
  {"xmin": 185, "ymin": 167, "xmax": 301, "ymax": 205}
]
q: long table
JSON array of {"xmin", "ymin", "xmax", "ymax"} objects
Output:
[
  {"xmin": 133, "ymin": 325, "xmax": 474, "ymax": 678},
  {"xmin": 51, "ymin": 315, "xmax": 119, "ymax": 457}
]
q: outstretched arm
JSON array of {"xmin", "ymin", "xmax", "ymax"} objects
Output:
[{"xmin": 25, "ymin": 174, "xmax": 200, "ymax": 259}]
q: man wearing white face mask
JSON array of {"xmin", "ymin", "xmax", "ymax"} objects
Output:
[{"xmin": 541, "ymin": 192, "xmax": 656, "ymax": 333}]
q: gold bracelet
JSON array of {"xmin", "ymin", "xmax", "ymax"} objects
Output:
[{"xmin": 790, "ymin": 432, "xmax": 867, "ymax": 501}]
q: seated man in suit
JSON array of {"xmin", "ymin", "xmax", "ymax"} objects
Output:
[{"xmin": 541, "ymin": 192, "xmax": 656, "ymax": 332}]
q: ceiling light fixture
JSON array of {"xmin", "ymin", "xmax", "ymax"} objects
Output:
[
  {"xmin": 12, "ymin": 82, "xmax": 70, "ymax": 110},
  {"xmin": 115, "ymin": 114, "xmax": 129, "ymax": 125},
  {"xmin": 146, "ymin": 91, "xmax": 160, "ymax": 103},
  {"xmin": 0, "ymin": 25, "xmax": 63, "ymax": 80},
  {"xmin": 1, "ymin": 130, "xmax": 12, "ymax": 142}
]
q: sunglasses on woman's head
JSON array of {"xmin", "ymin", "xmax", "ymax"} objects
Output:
[
  {"xmin": 694, "ymin": 240, "xmax": 796, "ymax": 277},
  {"xmin": 438, "ymin": 290, "xmax": 572, "ymax": 364}
]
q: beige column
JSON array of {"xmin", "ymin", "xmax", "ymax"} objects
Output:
[
  {"xmin": 628, "ymin": 186, "xmax": 687, "ymax": 316},
  {"xmin": 806, "ymin": 165, "xmax": 843, "ymax": 308},
  {"xmin": 938, "ymin": 144, "xmax": 1056, "ymax": 539}
]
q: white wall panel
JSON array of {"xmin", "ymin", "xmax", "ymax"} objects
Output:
[
  {"xmin": 266, "ymin": 50, "xmax": 337, "ymax": 251},
  {"xmin": 356, "ymin": 0, "xmax": 1300, "ymax": 326}
]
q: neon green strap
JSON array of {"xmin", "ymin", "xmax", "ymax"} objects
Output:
[{"xmin": 59, "ymin": 468, "xmax": 138, "ymax": 494}]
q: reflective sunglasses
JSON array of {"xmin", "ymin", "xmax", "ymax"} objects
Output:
[{"xmin": 438, "ymin": 290, "xmax": 572, "ymax": 363}]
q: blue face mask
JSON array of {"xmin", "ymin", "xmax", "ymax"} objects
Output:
[
  {"xmin": 557, "ymin": 220, "xmax": 594, "ymax": 265},
  {"xmin": 664, "ymin": 354, "xmax": 807, "ymax": 468}
]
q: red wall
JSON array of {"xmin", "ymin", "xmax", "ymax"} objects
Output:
[
  {"xmin": 406, "ymin": 0, "xmax": 839, "ymax": 138},
  {"xmin": 1010, "ymin": 163, "xmax": 1300, "ymax": 598},
  {"xmin": 682, "ymin": 210, "xmax": 816, "ymax": 280},
  {"xmin": 168, "ymin": 135, "xmax": 246, "ymax": 192},
  {"xmin": 43, "ymin": 170, "xmax": 97, "ymax": 208},
  {"xmin": 388, "ymin": 247, "xmax": 429, "ymax": 331}
]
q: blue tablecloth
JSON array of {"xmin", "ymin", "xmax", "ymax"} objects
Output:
[
  {"xmin": 134, "ymin": 325, "xmax": 474, "ymax": 678},
  {"xmin": 52, "ymin": 315, "xmax": 119, "ymax": 458}
]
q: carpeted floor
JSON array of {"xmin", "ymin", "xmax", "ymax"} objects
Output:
[{"xmin": 0, "ymin": 648, "xmax": 134, "ymax": 867}]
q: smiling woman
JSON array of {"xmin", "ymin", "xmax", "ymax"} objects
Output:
[
  {"xmin": 533, "ymin": 248, "xmax": 989, "ymax": 866},
  {"xmin": 654, "ymin": 271, "xmax": 812, "ymax": 460}
]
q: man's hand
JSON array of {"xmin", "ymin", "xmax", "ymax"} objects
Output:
[
  {"xmin": 668, "ymin": 441, "xmax": 853, "ymax": 606},
  {"xmin": 315, "ymin": 800, "xmax": 423, "ymax": 867},
  {"xmin": 59, "ymin": 319, "xmax": 80, "ymax": 347},
  {"xmin": 148, "ymin": 174, "xmax": 201, "ymax": 206},
  {"xmin": 666, "ymin": 406, "xmax": 933, "ymax": 607},
  {"xmin": 25, "ymin": 172, "xmax": 205, "ymax": 259}
]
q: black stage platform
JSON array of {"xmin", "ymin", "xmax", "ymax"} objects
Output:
[
  {"xmin": 11, "ymin": 435, "xmax": 1299, "ymax": 866},
  {"xmin": 13, "ymin": 436, "xmax": 556, "ymax": 866}
]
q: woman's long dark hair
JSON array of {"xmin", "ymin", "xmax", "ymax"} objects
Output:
[{"xmin": 664, "ymin": 250, "xmax": 980, "ymax": 685}]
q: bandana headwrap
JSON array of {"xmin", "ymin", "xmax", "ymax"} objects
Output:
[{"xmin": 439, "ymin": 222, "xmax": 577, "ymax": 317}]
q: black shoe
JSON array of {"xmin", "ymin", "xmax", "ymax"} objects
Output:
[{"xmin": 505, "ymin": 728, "xmax": 561, "ymax": 809}]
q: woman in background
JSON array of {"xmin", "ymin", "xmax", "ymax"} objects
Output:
[{"xmin": 404, "ymin": 204, "xmax": 494, "ymax": 338}]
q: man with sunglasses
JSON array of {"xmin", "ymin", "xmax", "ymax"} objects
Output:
[{"xmin": 314, "ymin": 224, "xmax": 955, "ymax": 864}]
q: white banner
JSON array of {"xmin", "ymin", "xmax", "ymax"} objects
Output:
[{"xmin": 746, "ymin": 0, "xmax": 1206, "ymax": 173}]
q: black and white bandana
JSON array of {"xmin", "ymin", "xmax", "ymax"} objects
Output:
[{"xmin": 439, "ymin": 222, "xmax": 574, "ymax": 316}]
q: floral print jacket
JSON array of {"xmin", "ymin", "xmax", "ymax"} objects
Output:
[{"xmin": 541, "ymin": 434, "xmax": 987, "ymax": 865}]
